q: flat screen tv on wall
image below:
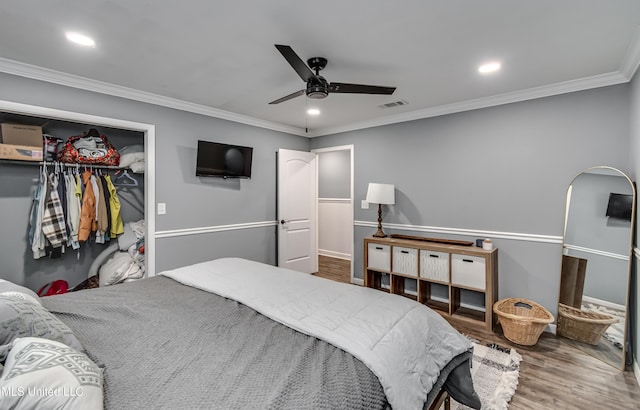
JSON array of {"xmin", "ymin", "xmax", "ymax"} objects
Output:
[
  {"xmin": 605, "ymin": 192, "xmax": 633, "ymax": 221},
  {"xmin": 196, "ymin": 140, "xmax": 253, "ymax": 179}
]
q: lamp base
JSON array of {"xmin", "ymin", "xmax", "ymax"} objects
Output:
[
  {"xmin": 373, "ymin": 204, "xmax": 387, "ymax": 237},
  {"xmin": 372, "ymin": 231, "xmax": 387, "ymax": 238}
]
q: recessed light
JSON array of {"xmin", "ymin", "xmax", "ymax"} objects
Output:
[
  {"xmin": 478, "ymin": 62, "xmax": 501, "ymax": 74},
  {"xmin": 307, "ymin": 108, "xmax": 320, "ymax": 116},
  {"xmin": 65, "ymin": 31, "xmax": 96, "ymax": 47}
]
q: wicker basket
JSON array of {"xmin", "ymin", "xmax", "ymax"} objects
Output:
[
  {"xmin": 493, "ymin": 298, "xmax": 554, "ymax": 346},
  {"xmin": 557, "ymin": 303, "xmax": 618, "ymax": 345}
]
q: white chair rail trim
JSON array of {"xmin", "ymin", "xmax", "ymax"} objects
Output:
[
  {"xmin": 156, "ymin": 219, "xmax": 564, "ymax": 244},
  {"xmin": 155, "ymin": 221, "xmax": 277, "ymax": 238},
  {"xmin": 354, "ymin": 220, "xmax": 563, "ymax": 244}
]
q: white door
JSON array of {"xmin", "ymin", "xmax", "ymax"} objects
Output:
[{"xmin": 277, "ymin": 148, "xmax": 317, "ymax": 273}]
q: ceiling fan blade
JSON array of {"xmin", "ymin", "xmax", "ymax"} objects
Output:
[
  {"xmin": 275, "ymin": 44, "xmax": 315, "ymax": 82},
  {"xmin": 269, "ymin": 89, "xmax": 305, "ymax": 104},
  {"xmin": 329, "ymin": 82, "xmax": 396, "ymax": 95}
]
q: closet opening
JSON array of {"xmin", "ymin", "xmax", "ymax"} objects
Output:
[{"xmin": 0, "ymin": 100, "xmax": 155, "ymax": 291}]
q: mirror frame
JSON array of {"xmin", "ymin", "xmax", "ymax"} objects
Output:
[{"xmin": 558, "ymin": 165, "xmax": 636, "ymax": 370}]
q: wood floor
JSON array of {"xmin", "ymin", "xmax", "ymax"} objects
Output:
[{"xmin": 314, "ymin": 256, "xmax": 640, "ymax": 410}]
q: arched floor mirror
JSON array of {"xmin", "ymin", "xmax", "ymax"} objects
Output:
[{"xmin": 558, "ymin": 166, "xmax": 636, "ymax": 370}]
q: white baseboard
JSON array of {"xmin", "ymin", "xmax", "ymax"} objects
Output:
[
  {"xmin": 318, "ymin": 249, "xmax": 351, "ymax": 260},
  {"xmin": 582, "ymin": 295, "xmax": 626, "ymax": 311},
  {"xmin": 634, "ymin": 360, "xmax": 640, "ymax": 387},
  {"xmin": 352, "ymin": 278, "xmax": 364, "ymax": 286}
]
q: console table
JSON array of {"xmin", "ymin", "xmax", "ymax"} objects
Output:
[{"xmin": 364, "ymin": 236, "xmax": 498, "ymax": 331}]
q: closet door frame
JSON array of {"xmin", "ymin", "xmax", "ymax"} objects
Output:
[{"xmin": 0, "ymin": 99, "xmax": 156, "ymax": 276}]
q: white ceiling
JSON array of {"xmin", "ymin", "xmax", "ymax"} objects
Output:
[{"xmin": 1, "ymin": 1, "xmax": 639, "ymax": 137}]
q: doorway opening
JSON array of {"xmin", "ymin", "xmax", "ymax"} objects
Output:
[{"xmin": 312, "ymin": 145, "xmax": 354, "ymax": 283}]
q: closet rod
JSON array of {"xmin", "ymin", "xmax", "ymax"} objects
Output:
[
  {"xmin": 0, "ymin": 159, "xmax": 124, "ymax": 170},
  {"xmin": 42, "ymin": 161, "xmax": 123, "ymax": 170}
]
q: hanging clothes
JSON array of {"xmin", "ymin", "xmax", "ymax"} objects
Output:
[
  {"xmin": 65, "ymin": 171, "xmax": 81, "ymax": 250},
  {"xmin": 104, "ymin": 175, "xmax": 124, "ymax": 238},
  {"xmin": 41, "ymin": 173, "xmax": 68, "ymax": 258},
  {"xmin": 94, "ymin": 174, "xmax": 109, "ymax": 244},
  {"xmin": 100, "ymin": 175, "xmax": 112, "ymax": 240},
  {"xmin": 28, "ymin": 165, "xmax": 129, "ymax": 259},
  {"xmin": 78, "ymin": 170, "xmax": 97, "ymax": 242},
  {"xmin": 29, "ymin": 167, "xmax": 48, "ymax": 259}
]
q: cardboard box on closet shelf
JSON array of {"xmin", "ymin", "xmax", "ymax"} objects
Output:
[
  {"xmin": 0, "ymin": 123, "xmax": 44, "ymax": 162},
  {"xmin": 0, "ymin": 144, "xmax": 43, "ymax": 161},
  {"xmin": 1, "ymin": 123, "xmax": 43, "ymax": 147}
]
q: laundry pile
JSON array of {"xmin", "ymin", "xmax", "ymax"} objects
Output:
[{"xmin": 98, "ymin": 220, "xmax": 146, "ymax": 287}]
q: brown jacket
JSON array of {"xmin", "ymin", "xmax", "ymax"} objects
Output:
[{"xmin": 78, "ymin": 170, "xmax": 97, "ymax": 242}]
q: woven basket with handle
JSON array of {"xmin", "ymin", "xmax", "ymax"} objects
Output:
[
  {"xmin": 493, "ymin": 297, "xmax": 554, "ymax": 346},
  {"xmin": 557, "ymin": 303, "xmax": 618, "ymax": 345}
]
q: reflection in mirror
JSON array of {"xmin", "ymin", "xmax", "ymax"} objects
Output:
[{"xmin": 558, "ymin": 166, "xmax": 636, "ymax": 370}]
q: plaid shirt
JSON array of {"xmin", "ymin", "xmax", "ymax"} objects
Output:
[{"xmin": 41, "ymin": 173, "xmax": 68, "ymax": 248}]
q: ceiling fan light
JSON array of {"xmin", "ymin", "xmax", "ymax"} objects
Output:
[
  {"xmin": 307, "ymin": 108, "xmax": 320, "ymax": 116},
  {"xmin": 307, "ymin": 88, "xmax": 328, "ymax": 99}
]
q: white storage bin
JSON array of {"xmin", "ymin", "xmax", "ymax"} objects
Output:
[
  {"xmin": 367, "ymin": 243, "xmax": 390, "ymax": 271},
  {"xmin": 420, "ymin": 250, "xmax": 449, "ymax": 282},
  {"xmin": 392, "ymin": 246, "xmax": 418, "ymax": 277},
  {"xmin": 451, "ymin": 254, "xmax": 486, "ymax": 290}
]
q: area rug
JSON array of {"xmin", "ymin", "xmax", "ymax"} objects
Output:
[{"xmin": 450, "ymin": 341, "xmax": 521, "ymax": 410}]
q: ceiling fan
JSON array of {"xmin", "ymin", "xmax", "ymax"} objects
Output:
[{"xmin": 269, "ymin": 44, "xmax": 396, "ymax": 104}]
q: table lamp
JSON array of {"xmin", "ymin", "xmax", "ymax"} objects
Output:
[{"xmin": 366, "ymin": 183, "xmax": 395, "ymax": 237}]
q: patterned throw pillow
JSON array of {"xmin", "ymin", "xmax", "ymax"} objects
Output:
[
  {"xmin": 0, "ymin": 337, "xmax": 103, "ymax": 410},
  {"xmin": 0, "ymin": 295, "xmax": 83, "ymax": 352}
]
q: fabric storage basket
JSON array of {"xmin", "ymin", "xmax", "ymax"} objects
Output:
[
  {"xmin": 557, "ymin": 303, "xmax": 618, "ymax": 345},
  {"xmin": 493, "ymin": 298, "xmax": 554, "ymax": 346}
]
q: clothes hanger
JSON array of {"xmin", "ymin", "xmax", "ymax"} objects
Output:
[
  {"xmin": 113, "ymin": 169, "xmax": 138, "ymax": 187},
  {"xmin": 86, "ymin": 128, "xmax": 100, "ymax": 137}
]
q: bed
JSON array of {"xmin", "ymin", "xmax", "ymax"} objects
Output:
[{"xmin": 0, "ymin": 258, "xmax": 480, "ymax": 410}]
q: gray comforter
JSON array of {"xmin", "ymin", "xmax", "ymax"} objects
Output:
[{"xmin": 43, "ymin": 276, "xmax": 475, "ymax": 409}]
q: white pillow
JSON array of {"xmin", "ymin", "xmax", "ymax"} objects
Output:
[
  {"xmin": 98, "ymin": 252, "xmax": 139, "ymax": 287},
  {"xmin": 0, "ymin": 337, "xmax": 103, "ymax": 410},
  {"xmin": 129, "ymin": 160, "xmax": 145, "ymax": 173},
  {"xmin": 118, "ymin": 144, "xmax": 144, "ymax": 168}
]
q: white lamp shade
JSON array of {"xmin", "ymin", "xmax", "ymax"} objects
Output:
[{"xmin": 366, "ymin": 183, "xmax": 395, "ymax": 205}]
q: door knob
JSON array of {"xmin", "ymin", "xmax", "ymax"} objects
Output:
[{"xmin": 280, "ymin": 219, "xmax": 286, "ymax": 224}]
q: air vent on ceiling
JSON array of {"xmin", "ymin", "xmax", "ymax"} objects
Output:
[{"xmin": 379, "ymin": 100, "xmax": 408, "ymax": 109}]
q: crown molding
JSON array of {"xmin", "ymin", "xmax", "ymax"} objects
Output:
[
  {"xmin": 620, "ymin": 25, "xmax": 640, "ymax": 80},
  {"xmin": 0, "ymin": 57, "xmax": 307, "ymax": 137},
  {"xmin": 1, "ymin": 50, "xmax": 635, "ymax": 139},
  {"xmin": 308, "ymin": 71, "xmax": 629, "ymax": 137}
]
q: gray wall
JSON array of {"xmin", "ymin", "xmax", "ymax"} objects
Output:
[
  {"xmin": 318, "ymin": 150, "xmax": 350, "ymax": 198},
  {"xmin": 0, "ymin": 72, "xmax": 309, "ymax": 290},
  {"xmin": 311, "ymin": 84, "xmax": 631, "ymax": 323}
]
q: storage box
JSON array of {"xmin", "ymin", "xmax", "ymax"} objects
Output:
[
  {"xmin": 420, "ymin": 250, "xmax": 449, "ymax": 282},
  {"xmin": 1, "ymin": 123, "xmax": 43, "ymax": 147},
  {"xmin": 367, "ymin": 243, "xmax": 390, "ymax": 271},
  {"xmin": 451, "ymin": 254, "xmax": 486, "ymax": 290},
  {"xmin": 0, "ymin": 144, "xmax": 43, "ymax": 161},
  {"xmin": 392, "ymin": 246, "xmax": 418, "ymax": 277}
]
